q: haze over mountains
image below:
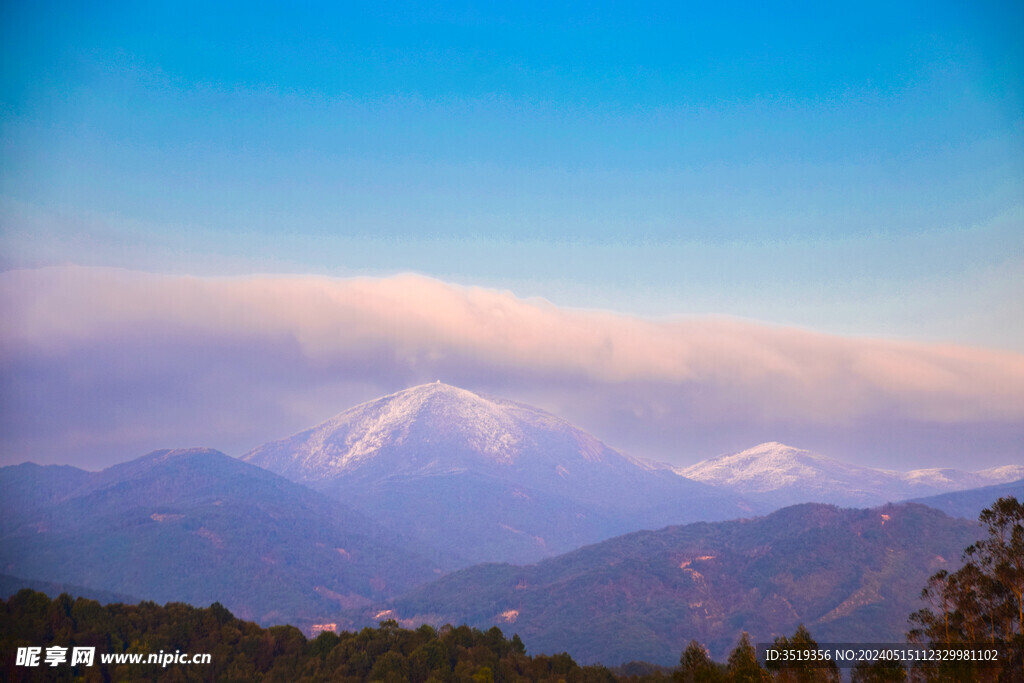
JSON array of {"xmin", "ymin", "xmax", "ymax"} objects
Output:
[
  {"xmin": 0, "ymin": 448, "xmax": 437, "ymax": 628},
  {"xmin": 3, "ymin": 382, "xmax": 1022, "ymax": 665},
  {"xmin": 908, "ymin": 477, "xmax": 1024, "ymax": 520},
  {"xmin": 678, "ymin": 441, "xmax": 1024, "ymax": 508},
  {"xmin": 369, "ymin": 502, "xmax": 981, "ymax": 665},
  {"xmin": 242, "ymin": 382, "xmax": 755, "ymax": 565}
]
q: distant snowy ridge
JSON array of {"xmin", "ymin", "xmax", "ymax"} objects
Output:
[
  {"xmin": 240, "ymin": 383, "xmax": 1018, "ymax": 563},
  {"xmin": 677, "ymin": 442, "xmax": 1024, "ymax": 506}
]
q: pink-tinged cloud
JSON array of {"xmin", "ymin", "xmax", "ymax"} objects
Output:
[{"xmin": 2, "ymin": 266, "xmax": 1022, "ymax": 470}]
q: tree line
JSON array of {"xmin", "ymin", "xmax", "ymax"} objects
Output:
[{"xmin": 2, "ymin": 497, "xmax": 1021, "ymax": 682}]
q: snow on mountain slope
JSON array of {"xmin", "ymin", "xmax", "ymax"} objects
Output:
[
  {"xmin": 244, "ymin": 382, "xmax": 647, "ymax": 496},
  {"xmin": 678, "ymin": 442, "xmax": 1024, "ymax": 506},
  {"xmin": 974, "ymin": 464, "xmax": 1024, "ymax": 482},
  {"xmin": 241, "ymin": 382, "xmax": 752, "ymax": 566}
]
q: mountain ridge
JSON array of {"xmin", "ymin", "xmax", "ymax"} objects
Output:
[
  {"xmin": 907, "ymin": 477, "xmax": 1024, "ymax": 519},
  {"xmin": 678, "ymin": 441, "xmax": 1024, "ymax": 507},
  {"xmin": 242, "ymin": 382, "xmax": 757, "ymax": 566},
  {"xmin": 0, "ymin": 448, "xmax": 439, "ymax": 626},
  {"xmin": 245, "ymin": 382, "xmax": 630, "ymax": 483},
  {"xmin": 365, "ymin": 501, "xmax": 981, "ymax": 666}
]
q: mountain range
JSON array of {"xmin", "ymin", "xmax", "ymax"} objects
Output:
[
  {"xmin": 677, "ymin": 441, "xmax": 1024, "ymax": 507},
  {"xmin": 365, "ymin": 502, "xmax": 981, "ymax": 665},
  {"xmin": 242, "ymin": 382, "xmax": 756, "ymax": 566},
  {"xmin": 3, "ymin": 382, "xmax": 1021, "ymax": 666},
  {"xmin": 0, "ymin": 448, "xmax": 438, "ymax": 628},
  {"xmin": 241, "ymin": 383, "xmax": 1021, "ymax": 569},
  {"xmin": 908, "ymin": 477, "xmax": 1024, "ymax": 520}
]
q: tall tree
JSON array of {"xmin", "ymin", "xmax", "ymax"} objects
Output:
[
  {"xmin": 725, "ymin": 632, "xmax": 767, "ymax": 682},
  {"xmin": 907, "ymin": 496, "xmax": 1024, "ymax": 680},
  {"xmin": 764, "ymin": 624, "xmax": 839, "ymax": 683},
  {"xmin": 676, "ymin": 639, "xmax": 724, "ymax": 682}
]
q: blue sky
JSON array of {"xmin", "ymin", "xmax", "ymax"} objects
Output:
[
  {"xmin": 3, "ymin": 1, "xmax": 1023, "ymax": 347},
  {"xmin": 1, "ymin": 2, "xmax": 1024, "ymax": 469}
]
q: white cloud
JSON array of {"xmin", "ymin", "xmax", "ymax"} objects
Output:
[{"xmin": 2, "ymin": 266, "xmax": 1023, "ymax": 469}]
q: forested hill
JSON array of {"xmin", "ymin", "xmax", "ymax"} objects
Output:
[
  {"xmin": 374, "ymin": 502, "xmax": 980, "ymax": 665},
  {"xmin": 0, "ymin": 590, "xmax": 914, "ymax": 682},
  {"xmin": 2, "ymin": 590, "xmax": 787, "ymax": 682},
  {"xmin": 1, "ymin": 590, "xmax": 597, "ymax": 682}
]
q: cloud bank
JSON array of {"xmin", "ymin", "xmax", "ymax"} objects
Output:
[{"xmin": 2, "ymin": 266, "xmax": 1022, "ymax": 470}]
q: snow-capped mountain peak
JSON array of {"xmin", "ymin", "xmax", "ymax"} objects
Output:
[
  {"xmin": 675, "ymin": 442, "xmax": 866, "ymax": 491},
  {"xmin": 314, "ymin": 382, "xmax": 525, "ymax": 468},
  {"xmin": 241, "ymin": 382, "xmax": 611, "ymax": 482},
  {"xmin": 678, "ymin": 441, "xmax": 1024, "ymax": 506},
  {"xmin": 239, "ymin": 382, "xmax": 751, "ymax": 567}
]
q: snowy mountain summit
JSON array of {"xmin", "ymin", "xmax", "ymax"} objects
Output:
[
  {"xmin": 679, "ymin": 441, "xmax": 1024, "ymax": 507},
  {"xmin": 242, "ymin": 382, "xmax": 612, "ymax": 483},
  {"xmin": 678, "ymin": 442, "xmax": 882, "ymax": 493},
  {"xmin": 241, "ymin": 382, "xmax": 748, "ymax": 566}
]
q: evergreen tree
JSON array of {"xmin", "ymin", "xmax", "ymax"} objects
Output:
[
  {"xmin": 764, "ymin": 624, "xmax": 839, "ymax": 683},
  {"xmin": 725, "ymin": 632, "xmax": 767, "ymax": 682},
  {"xmin": 676, "ymin": 639, "xmax": 723, "ymax": 682},
  {"xmin": 907, "ymin": 496, "xmax": 1024, "ymax": 681}
]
